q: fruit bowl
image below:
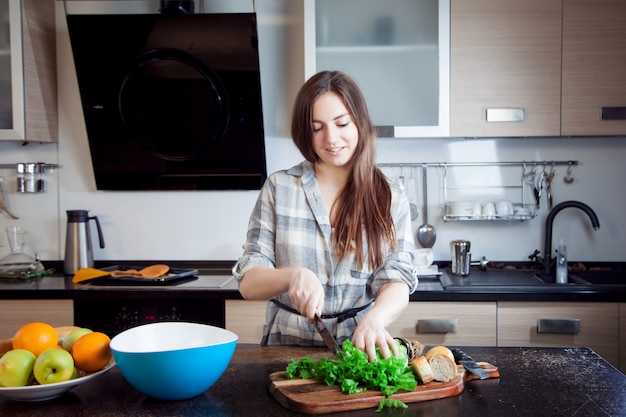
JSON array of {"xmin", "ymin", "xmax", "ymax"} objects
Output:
[
  {"xmin": 0, "ymin": 359, "xmax": 115, "ymax": 402},
  {"xmin": 109, "ymin": 322, "xmax": 238, "ymax": 400}
]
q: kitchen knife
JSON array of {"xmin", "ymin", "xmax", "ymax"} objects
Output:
[
  {"xmin": 314, "ymin": 314, "xmax": 343, "ymax": 357},
  {"xmin": 451, "ymin": 348, "xmax": 489, "ymax": 379}
]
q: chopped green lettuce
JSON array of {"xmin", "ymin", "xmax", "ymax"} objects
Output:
[{"xmin": 286, "ymin": 339, "xmax": 417, "ymax": 412}]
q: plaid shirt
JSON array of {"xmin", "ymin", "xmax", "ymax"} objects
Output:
[{"xmin": 232, "ymin": 160, "xmax": 417, "ymax": 346}]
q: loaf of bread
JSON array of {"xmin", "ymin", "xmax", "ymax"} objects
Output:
[
  {"xmin": 410, "ymin": 355, "xmax": 434, "ymax": 384},
  {"xmin": 425, "ymin": 345, "xmax": 457, "ymax": 382}
]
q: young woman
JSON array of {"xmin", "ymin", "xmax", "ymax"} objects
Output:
[{"xmin": 232, "ymin": 71, "xmax": 417, "ymax": 360}]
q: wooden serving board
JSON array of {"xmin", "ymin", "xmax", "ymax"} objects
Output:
[{"xmin": 269, "ymin": 362, "xmax": 499, "ymax": 414}]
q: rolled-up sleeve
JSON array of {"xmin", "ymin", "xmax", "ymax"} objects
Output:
[
  {"xmin": 369, "ymin": 186, "xmax": 418, "ymax": 295},
  {"xmin": 232, "ymin": 177, "xmax": 278, "ymax": 281}
]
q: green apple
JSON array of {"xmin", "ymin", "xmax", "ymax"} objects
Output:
[
  {"xmin": 61, "ymin": 328, "xmax": 93, "ymax": 352},
  {"xmin": 0, "ymin": 349, "xmax": 36, "ymax": 387},
  {"xmin": 33, "ymin": 348, "xmax": 75, "ymax": 385}
]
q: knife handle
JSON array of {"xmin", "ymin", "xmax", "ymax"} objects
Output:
[{"xmin": 450, "ymin": 348, "xmax": 473, "ymax": 363}]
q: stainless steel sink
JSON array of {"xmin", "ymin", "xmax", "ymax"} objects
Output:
[
  {"xmin": 441, "ymin": 269, "xmax": 539, "ymax": 291},
  {"xmin": 532, "ymin": 272, "xmax": 592, "ymax": 285},
  {"xmin": 566, "ymin": 270, "xmax": 626, "ymax": 286},
  {"xmin": 439, "ymin": 268, "xmax": 606, "ymax": 292}
]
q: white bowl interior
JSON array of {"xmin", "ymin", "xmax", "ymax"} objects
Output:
[{"xmin": 110, "ymin": 322, "xmax": 237, "ymax": 353}]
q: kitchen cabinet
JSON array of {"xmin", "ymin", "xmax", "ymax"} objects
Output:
[
  {"xmin": 0, "ymin": 0, "xmax": 57, "ymax": 142},
  {"xmin": 0, "ymin": 300, "xmax": 73, "ymax": 339},
  {"xmin": 498, "ymin": 301, "xmax": 619, "ymax": 369},
  {"xmin": 450, "ymin": 0, "xmax": 562, "ymax": 137},
  {"xmin": 307, "ymin": 0, "xmax": 450, "ymax": 137},
  {"xmin": 561, "ymin": 0, "xmax": 626, "ymax": 136},
  {"xmin": 387, "ymin": 301, "xmax": 497, "ymax": 346},
  {"xmin": 225, "ymin": 300, "xmax": 266, "ymax": 344},
  {"xmin": 226, "ymin": 299, "xmax": 500, "ymax": 347},
  {"xmin": 451, "ymin": 0, "xmax": 626, "ymax": 138}
]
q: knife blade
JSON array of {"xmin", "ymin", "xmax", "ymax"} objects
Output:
[
  {"xmin": 314, "ymin": 314, "xmax": 343, "ymax": 357},
  {"xmin": 451, "ymin": 348, "xmax": 489, "ymax": 379}
]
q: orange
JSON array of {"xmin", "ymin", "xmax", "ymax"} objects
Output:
[
  {"xmin": 12, "ymin": 322, "xmax": 59, "ymax": 357},
  {"xmin": 71, "ymin": 331, "xmax": 112, "ymax": 372}
]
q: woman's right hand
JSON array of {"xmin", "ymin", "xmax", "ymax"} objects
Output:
[{"xmin": 288, "ymin": 267, "xmax": 325, "ymax": 323}]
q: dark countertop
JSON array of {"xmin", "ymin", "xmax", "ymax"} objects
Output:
[
  {"xmin": 0, "ymin": 261, "xmax": 625, "ymax": 302},
  {"xmin": 1, "ymin": 345, "xmax": 624, "ymax": 416}
]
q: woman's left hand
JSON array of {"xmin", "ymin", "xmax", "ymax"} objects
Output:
[
  {"xmin": 351, "ymin": 282, "xmax": 409, "ymax": 361},
  {"xmin": 351, "ymin": 313, "xmax": 399, "ymax": 361}
]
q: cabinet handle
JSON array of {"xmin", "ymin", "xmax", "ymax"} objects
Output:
[
  {"xmin": 486, "ymin": 108, "xmax": 525, "ymax": 122},
  {"xmin": 416, "ymin": 319, "xmax": 458, "ymax": 334},
  {"xmin": 601, "ymin": 107, "xmax": 626, "ymax": 120},
  {"xmin": 537, "ymin": 319, "xmax": 580, "ymax": 334},
  {"xmin": 375, "ymin": 126, "xmax": 395, "ymax": 138}
]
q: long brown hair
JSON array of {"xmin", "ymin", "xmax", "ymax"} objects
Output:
[{"xmin": 291, "ymin": 71, "xmax": 396, "ymax": 270}]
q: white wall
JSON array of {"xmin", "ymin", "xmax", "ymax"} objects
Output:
[{"xmin": 0, "ymin": 1, "xmax": 624, "ymax": 265}]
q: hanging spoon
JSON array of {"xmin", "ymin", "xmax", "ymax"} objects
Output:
[{"xmin": 416, "ymin": 165, "xmax": 436, "ymax": 248}]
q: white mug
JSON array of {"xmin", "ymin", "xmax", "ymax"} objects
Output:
[
  {"xmin": 472, "ymin": 202, "xmax": 482, "ymax": 219},
  {"xmin": 413, "ymin": 248, "xmax": 434, "ymax": 268},
  {"xmin": 482, "ymin": 202, "xmax": 496, "ymax": 219},
  {"xmin": 495, "ymin": 200, "xmax": 514, "ymax": 217}
]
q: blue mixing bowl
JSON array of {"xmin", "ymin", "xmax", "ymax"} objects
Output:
[{"xmin": 109, "ymin": 322, "xmax": 238, "ymax": 400}]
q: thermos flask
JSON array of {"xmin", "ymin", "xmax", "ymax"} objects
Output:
[
  {"xmin": 64, "ymin": 210, "xmax": 105, "ymax": 275},
  {"xmin": 450, "ymin": 240, "xmax": 471, "ymax": 276}
]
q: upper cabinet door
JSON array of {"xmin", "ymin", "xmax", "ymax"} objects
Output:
[
  {"xmin": 450, "ymin": 0, "xmax": 562, "ymax": 137},
  {"xmin": 308, "ymin": 0, "xmax": 450, "ymax": 138},
  {"xmin": 0, "ymin": 0, "xmax": 24, "ymax": 140},
  {"xmin": 561, "ymin": 0, "xmax": 626, "ymax": 136},
  {"xmin": 0, "ymin": 0, "xmax": 57, "ymax": 142}
]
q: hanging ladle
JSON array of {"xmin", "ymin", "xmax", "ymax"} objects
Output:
[{"xmin": 416, "ymin": 165, "xmax": 436, "ymax": 248}]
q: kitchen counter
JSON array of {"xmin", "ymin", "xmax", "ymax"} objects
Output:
[
  {"xmin": 1, "ymin": 345, "xmax": 624, "ymax": 416},
  {"xmin": 0, "ymin": 261, "xmax": 625, "ymax": 302}
]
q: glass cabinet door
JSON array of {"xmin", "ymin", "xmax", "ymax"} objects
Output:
[
  {"xmin": 310, "ymin": 0, "xmax": 449, "ymax": 137},
  {"xmin": 0, "ymin": 0, "xmax": 25, "ymax": 140}
]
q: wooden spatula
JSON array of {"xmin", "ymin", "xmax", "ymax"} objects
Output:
[
  {"xmin": 72, "ymin": 264, "xmax": 170, "ymax": 284},
  {"xmin": 110, "ymin": 264, "xmax": 169, "ymax": 278},
  {"xmin": 72, "ymin": 268, "xmax": 112, "ymax": 283}
]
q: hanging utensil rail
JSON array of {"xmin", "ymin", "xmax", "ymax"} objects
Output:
[
  {"xmin": 379, "ymin": 160, "xmax": 578, "ymax": 168},
  {"xmin": 380, "ymin": 160, "xmax": 579, "ymax": 222}
]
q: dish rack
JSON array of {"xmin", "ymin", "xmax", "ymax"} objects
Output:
[
  {"xmin": 444, "ymin": 163, "xmax": 535, "ymax": 222},
  {"xmin": 380, "ymin": 160, "xmax": 579, "ymax": 222}
]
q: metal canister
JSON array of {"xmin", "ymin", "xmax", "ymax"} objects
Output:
[{"xmin": 450, "ymin": 240, "xmax": 471, "ymax": 276}]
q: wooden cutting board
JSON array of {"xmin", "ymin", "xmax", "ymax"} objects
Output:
[{"xmin": 269, "ymin": 362, "xmax": 499, "ymax": 414}]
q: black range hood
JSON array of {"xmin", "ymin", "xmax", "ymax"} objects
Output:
[{"xmin": 66, "ymin": 8, "xmax": 267, "ymax": 191}]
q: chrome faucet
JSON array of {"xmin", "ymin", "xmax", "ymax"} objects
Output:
[{"xmin": 542, "ymin": 201, "xmax": 600, "ymax": 274}]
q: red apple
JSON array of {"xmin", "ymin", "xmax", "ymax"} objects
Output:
[
  {"xmin": 0, "ymin": 349, "xmax": 36, "ymax": 387},
  {"xmin": 33, "ymin": 348, "xmax": 75, "ymax": 384}
]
